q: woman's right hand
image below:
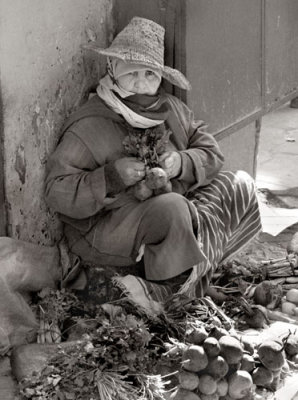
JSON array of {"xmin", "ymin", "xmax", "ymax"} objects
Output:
[{"xmin": 114, "ymin": 157, "xmax": 145, "ymax": 186}]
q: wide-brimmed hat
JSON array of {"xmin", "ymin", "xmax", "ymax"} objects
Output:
[{"xmin": 83, "ymin": 16, "xmax": 191, "ymax": 91}]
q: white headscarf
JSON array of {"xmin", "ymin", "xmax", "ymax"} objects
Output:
[{"xmin": 97, "ymin": 58, "xmax": 164, "ymax": 129}]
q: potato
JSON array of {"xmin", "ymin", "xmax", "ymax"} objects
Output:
[
  {"xmin": 240, "ymin": 353, "xmax": 255, "ymax": 372},
  {"xmin": 281, "ymin": 301, "xmax": 296, "ymax": 316},
  {"xmin": 284, "ymin": 335, "xmax": 298, "ymax": 356},
  {"xmin": 145, "ymin": 167, "xmax": 168, "ymax": 189},
  {"xmin": 216, "ymin": 378, "xmax": 228, "ymax": 396},
  {"xmin": 286, "ymin": 288, "xmax": 298, "ymax": 305},
  {"xmin": 206, "ymin": 355, "xmax": 229, "ymax": 380},
  {"xmin": 252, "ymin": 366, "xmax": 273, "ymax": 386},
  {"xmin": 185, "ymin": 325, "xmax": 208, "ymax": 345},
  {"xmin": 170, "ymin": 388, "xmax": 201, "ymax": 400},
  {"xmin": 203, "ymin": 337, "xmax": 220, "ymax": 357},
  {"xmin": 219, "ymin": 336, "xmax": 243, "ymax": 364},
  {"xmin": 228, "ymin": 370, "xmax": 253, "ymax": 399},
  {"xmin": 178, "ymin": 370, "xmax": 200, "ymax": 391},
  {"xmin": 257, "ymin": 340, "xmax": 285, "ymax": 371},
  {"xmin": 197, "ymin": 374, "xmax": 217, "ymax": 395},
  {"xmin": 182, "ymin": 345, "xmax": 208, "ymax": 372}
]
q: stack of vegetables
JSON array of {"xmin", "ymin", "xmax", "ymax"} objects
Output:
[{"xmin": 162, "ymin": 316, "xmax": 296, "ymax": 400}]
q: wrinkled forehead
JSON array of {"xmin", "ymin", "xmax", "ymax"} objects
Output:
[{"xmin": 109, "ymin": 58, "xmax": 161, "ymax": 80}]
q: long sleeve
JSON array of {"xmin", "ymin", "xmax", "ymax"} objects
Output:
[
  {"xmin": 45, "ymin": 131, "xmax": 109, "ymax": 219},
  {"xmin": 167, "ymin": 95, "xmax": 225, "ymax": 193}
]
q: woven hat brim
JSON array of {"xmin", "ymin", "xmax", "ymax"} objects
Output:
[{"xmin": 82, "ymin": 43, "xmax": 191, "ymax": 91}]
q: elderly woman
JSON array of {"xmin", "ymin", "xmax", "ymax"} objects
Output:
[{"xmin": 45, "ymin": 17, "xmax": 262, "ymax": 299}]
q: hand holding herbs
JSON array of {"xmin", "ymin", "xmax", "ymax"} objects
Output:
[{"xmin": 122, "ymin": 123, "xmax": 174, "ymax": 201}]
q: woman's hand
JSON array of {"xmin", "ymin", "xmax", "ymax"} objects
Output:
[
  {"xmin": 159, "ymin": 151, "xmax": 182, "ymax": 179},
  {"xmin": 114, "ymin": 157, "xmax": 145, "ymax": 186}
]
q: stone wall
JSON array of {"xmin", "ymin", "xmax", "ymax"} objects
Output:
[{"xmin": 0, "ymin": 0, "xmax": 114, "ymax": 245}]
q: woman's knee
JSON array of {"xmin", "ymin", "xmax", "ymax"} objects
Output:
[{"xmin": 148, "ymin": 192, "xmax": 191, "ymax": 220}]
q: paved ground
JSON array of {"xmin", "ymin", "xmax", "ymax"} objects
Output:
[{"xmin": 256, "ymin": 101, "xmax": 298, "ymax": 249}]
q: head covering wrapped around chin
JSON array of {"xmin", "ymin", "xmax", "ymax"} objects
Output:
[{"xmin": 107, "ymin": 57, "xmax": 162, "ymax": 97}]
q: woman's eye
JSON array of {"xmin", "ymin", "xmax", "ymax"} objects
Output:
[{"xmin": 146, "ymin": 70, "xmax": 156, "ymax": 78}]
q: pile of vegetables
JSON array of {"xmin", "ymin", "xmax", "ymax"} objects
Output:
[
  {"xmin": 17, "ymin": 283, "xmax": 298, "ymax": 400},
  {"xmin": 163, "ymin": 321, "xmax": 295, "ymax": 400}
]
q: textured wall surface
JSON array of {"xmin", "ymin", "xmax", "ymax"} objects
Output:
[{"xmin": 0, "ymin": 0, "xmax": 114, "ymax": 245}]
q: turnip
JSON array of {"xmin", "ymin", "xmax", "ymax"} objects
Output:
[
  {"xmin": 286, "ymin": 288, "xmax": 298, "ymax": 305},
  {"xmin": 154, "ymin": 180, "xmax": 172, "ymax": 196},
  {"xmin": 228, "ymin": 370, "xmax": 253, "ymax": 399},
  {"xmin": 240, "ymin": 337, "xmax": 254, "ymax": 356},
  {"xmin": 252, "ymin": 366, "xmax": 273, "ymax": 386},
  {"xmin": 185, "ymin": 325, "xmax": 208, "ymax": 345},
  {"xmin": 219, "ymin": 336, "xmax": 243, "ymax": 364},
  {"xmin": 134, "ymin": 180, "xmax": 153, "ymax": 201},
  {"xmin": 281, "ymin": 301, "xmax": 296, "ymax": 316},
  {"xmin": 257, "ymin": 340, "xmax": 285, "ymax": 371},
  {"xmin": 178, "ymin": 370, "xmax": 200, "ymax": 391},
  {"xmin": 284, "ymin": 335, "xmax": 298, "ymax": 356},
  {"xmin": 206, "ymin": 355, "xmax": 229, "ymax": 380},
  {"xmin": 209, "ymin": 326, "xmax": 229, "ymax": 340},
  {"xmin": 197, "ymin": 374, "xmax": 217, "ymax": 395},
  {"xmin": 240, "ymin": 353, "xmax": 255, "ymax": 372},
  {"xmin": 203, "ymin": 337, "xmax": 220, "ymax": 357},
  {"xmin": 200, "ymin": 394, "xmax": 219, "ymax": 400},
  {"xmin": 145, "ymin": 167, "xmax": 168, "ymax": 189},
  {"xmin": 216, "ymin": 378, "xmax": 228, "ymax": 396},
  {"xmin": 169, "ymin": 387, "xmax": 201, "ymax": 400},
  {"xmin": 182, "ymin": 345, "xmax": 209, "ymax": 372}
]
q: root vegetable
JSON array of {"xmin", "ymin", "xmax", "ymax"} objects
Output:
[
  {"xmin": 182, "ymin": 345, "xmax": 208, "ymax": 372},
  {"xmin": 240, "ymin": 354, "xmax": 255, "ymax": 372},
  {"xmin": 178, "ymin": 370, "xmax": 200, "ymax": 391},
  {"xmin": 197, "ymin": 374, "xmax": 217, "ymax": 395},
  {"xmin": 154, "ymin": 180, "xmax": 172, "ymax": 196},
  {"xmin": 252, "ymin": 366, "xmax": 273, "ymax": 386},
  {"xmin": 219, "ymin": 336, "xmax": 243, "ymax": 364},
  {"xmin": 203, "ymin": 337, "xmax": 220, "ymax": 357},
  {"xmin": 281, "ymin": 301, "xmax": 296, "ymax": 316},
  {"xmin": 216, "ymin": 378, "xmax": 228, "ymax": 396},
  {"xmin": 209, "ymin": 326, "xmax": 229, "ymax": 340},
  {"xmin": 200, "ymin": 394, "xmax": 219, "ymax": 400},
  {"xmin": 284, "ymin": 335, "xmax": 298, "ymax": 356},
  {"xmin": 145, "ymin": 167, "xmax": 168, "ymax": 189},
  {"xmin": 206, "ymin": 355, "xmax": 229, "ymax": 380},
  {"xmin": 257, "ymin": 340, "xmax": 285, "ymax": 371},
  {"xmin": 134, "ymin": 180, "xmax": 153, "ymax": 201},
  {"xmin": 170, "ymin": 388, "xmax": 201, "ymax": 400},
  {"xmin": 228, "ymin": 370, "xmax": 253, "ymax": 399},
  {"xmin": 291, "ymin": 353, "xmax": 298, "ymax": 364},
  {"xmin": 240, "ymin": 337, "xmax": 254, "ymax": 356},
  {"xmin": 286, "ymin": 288, "xmax": 298, "ymax": 305},
  {"xmin": 185, "ymin": 325, "xmax": 208, "ymax": 345}
]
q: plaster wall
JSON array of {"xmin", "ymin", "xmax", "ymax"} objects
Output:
[{"xmin": 0, "ymin": 0, "xmax": 114, "ymax": 245}]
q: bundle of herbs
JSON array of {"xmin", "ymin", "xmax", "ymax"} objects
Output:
[{"xmin": 20, "ymin": 300, "xmax": 168, "ymax": 400}]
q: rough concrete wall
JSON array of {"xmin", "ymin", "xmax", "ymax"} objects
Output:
[{"xmin": 0, "ymin": 0, "xmax": 114, "ymax": 245}]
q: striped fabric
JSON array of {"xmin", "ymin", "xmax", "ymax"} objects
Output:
[
  {"xmin": 114, "ymin": 170, "xmax": 262, "ymax": 309},
  {"xmin": 179, "ymin": 170, "xmax": 262, "ymax": 297}
]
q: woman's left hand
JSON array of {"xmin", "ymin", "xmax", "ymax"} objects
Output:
[{"xmin": 159, "ymin": 151, "xmax": 182, "ymax": 179}]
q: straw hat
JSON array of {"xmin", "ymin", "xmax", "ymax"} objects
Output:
[{"xmin": 83, "ymin": 16, "xmax": 191, "ymax": 91}]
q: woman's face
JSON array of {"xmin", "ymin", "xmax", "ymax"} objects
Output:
[{"xmin": 117, "ymin": 69, "xmax": 162, "ymax": 95}]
